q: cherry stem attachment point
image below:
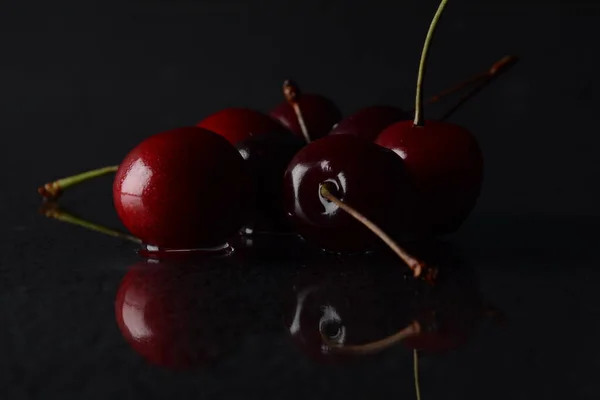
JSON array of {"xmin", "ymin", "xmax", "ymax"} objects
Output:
[
  {"xmin": 38, "ymin": 165, "xmax": 119, "ymax": 200},
  {"xmin": 416, "ymin": 54, "xmax": 519, "ymax": 111},
  {"xmin": 321, "ymin": 320, "xmax": 421, "ymax": 355},
  {"xmin": 40, "ymin": 202, "xmax": 142, "ymax": 244},
  {"xmin": 283, "ymin": 79, "xmax": 312, "ymax": 144},
  {"xmin": 439, "ymin": 55, "xmax": 519, "ymax": 121},
  {"xmin": 414, "ymin": 0, "xmax": 449, "ymax": 127},
  {"xmin": 319, "ymin": 182, "xmax": 432, "ymax": 279}
]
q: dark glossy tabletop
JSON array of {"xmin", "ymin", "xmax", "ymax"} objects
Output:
[{"xmin": 2, "ymin": 0, "xmax": 600, "ymax": 399}]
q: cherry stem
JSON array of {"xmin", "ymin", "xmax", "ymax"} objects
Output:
[
  {"xmin": 417, "ymin": 55, "xmax": 519, "ymax": 110},
  {"xmin": 319, "ymin": 182, "xmax": 430, "ymax": 279},
  {"xmin": 283, "ymin": 79, "xmax": 312, "ymax": 144},
  {"xmin": 414, "ymin": 349, "xmax": 422, "ymax": 400},
  {"xmin": 321, "ymin": 320, "xmax": 421, "ymax": 355},
  {"xmin": 40, "ymin": 202, "xmax": 142, "ymax": 244},
  {"xmin": 414, "ymin": 0, "xmax": 449, "ymax": 127},
  {"xmin": 38, "ymin": 165, "xmax": 119, "ymax": 200},
  {"xmin": 439, "ymin": 55, "xmax": 519, "ymax": 121}
]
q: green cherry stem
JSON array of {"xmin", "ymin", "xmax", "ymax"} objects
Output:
[
  {"xmin": 40, "ymin": 202, "xmax": 141, "ymax": 244},
  {"xmin": 320, "ymin": 182, "xmax": 435, "ymax": 280},
  {"xmin": 414, "ymin": 0, "xmax": 450, "ymax": 127},
  {"xmin": 283, "ymin": 79, "xmax": 312, "ymax": 144},
  {"xmin": 38, "ymin": 165, "xmax": 119, "ymax": 200},
  {"xmin": 439, "ymin": 55, "xmax": 519, "ymax": 121},
  {"xmin": 414, "ymin": 350, "xmax": 422, "ymax": 400}
]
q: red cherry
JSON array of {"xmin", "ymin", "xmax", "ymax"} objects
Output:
[
  {"xmin": 198, "ymin": 108, "xmax": 303, "ymax": 233},
  {"xmin": 115, "ymin": 257, "xmax": 239, "ymax": 369},
  {"xmin": 282, "ymin": 134, "xmax": 414, "ymax": 254},
  {"xmin": 376, "ymin": 120, "xmax": 483, "ymax": 236},
  {"xmin": 270, "ymin": 80, "xmax": 342, "ymax": 142},
  {"xmin": 374, "ymin": 0, "xmax": 483, "ymax": 236},
  {"xmin": 197, "ymin": 107, "xmax": 287, "ymax": 145},
  {"xmin": 113, "ymin": 126, "xmax": 253, "ymax": 250},
  {"xmin": 329, "ymin": 105, "xmax": 411, "ymax": 141}
]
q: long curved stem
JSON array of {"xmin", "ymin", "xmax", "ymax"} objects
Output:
[
  {"xmin": 283, "ymin": 79, "xmax": 312, "ymax": 144},
  {"xmin": 319, "ymin": 183, "xmax": 431, "ymax": 279},
  {"xmin": 40, "ymin": 202, "xmax": 141, "ymax": 244},
  {"xmin": 439, "ymin": 55, "xmax": 519, "ymax": 121},
  {"xmin": 414, "ymin": 0, "xmax": 450, "ymax": 127},
  {"xmin": 38, "ymin": 165, "xmax": 119, "ymax": 200}
]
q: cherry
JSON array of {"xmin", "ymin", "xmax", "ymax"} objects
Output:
[
  {"xmin": 269, "ymin": 80, "xmax": 342, "ymax": 142},
  {"xmin": 375, "ymin": 0, "xmax": 484, "ymax": 237},
  {"xmin": 198, "ymin": 108, "xmax": 304, "ymax": 233},
  {"xmin": 329, "ymin": 105, "xmax": 411, "ymax": 142},
  {"xmin": 235, "ymin": 131, "xmax": 305, "ymax": 233},
  {"xmin": 282, "ymin": 134, "xmax": 415, "ymax": 254},
  {"xmin": 113, "ymin": 126, "xmax": 253, "ymax": 250},
  {"xmin": 115, "ymin": 257, "xmax": 242, "ymax": 370},
  {"xmin": 197, "ymin": 107, "xmax": 288, "ymax": 146}
]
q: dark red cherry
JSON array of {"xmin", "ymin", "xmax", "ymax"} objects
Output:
[
  {"xmin": 115, "ymin": 257, "xmax": 241, "ymax": 369},
  {"xmin": 235, "ymin": 131, "xmax": 305, "ymax": 233},
  {"xmin": 371, "ymin": 0, "xmax": 483, "ymax": 236},
  {"xmin": 113, "ymin": 126, "xmax": 252, "ymax": 250},
  {"xmin": 197, "ymin": 107, "xmax": 287, "ymax": 145},
  {"xmin": 329, "ymin": 105, "xmax": 411, "ymax": 141},
  {"xmin": 375, "ymin": 120, "xmax": 483, "ymax": 236},
  {"xmin": 270, "ymin": 93, "xmax": 342, "ymax": 142},
  {"xmin": 198, "ymin": 108, "xmax": 303, "ymax": 233},
  {"xmin": 282, "ymin": 134, "xmax": 414, "ymax": 253}
]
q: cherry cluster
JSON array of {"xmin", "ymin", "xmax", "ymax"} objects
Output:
[{"xmin": 38, "ymin": 0, "xmax": 517, "ymax": 281}]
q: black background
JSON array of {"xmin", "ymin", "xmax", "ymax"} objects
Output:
[{"xmin": 1, "ymin": 0, "xmax": 599, "ymax": 399}]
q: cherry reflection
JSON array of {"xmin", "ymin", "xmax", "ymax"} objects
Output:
[
  {"xmin": 115, "ymin": 255, "xmax": 244, "ymax": 370},
  {"xmin": 284, "ymin": 241, "xmax": 502, "ymax": 363}
]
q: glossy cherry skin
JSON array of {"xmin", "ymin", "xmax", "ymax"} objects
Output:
[
  {"xmin": 282, "ymin": 134, "xmax": 414, "ymax": 253},
  {"xmin": 198, "ymin": 109, "xmax": 303, "ymax": 232},
  {"xmin": 197, "ymin": 108, "xmax": 288, "ymax": 146},
  {"xmin": 329, "ymin": 105, "xmax": 411, "ymax": 141},
  {"xmin": 270, "ymin": 94, "xmax": 342, "ymax": 141},
  {"xmin": 235, "ymin": 131, "xmax": 305, "ymax": 232},
  {"xmin": 375, "ymin": 120, "xmax": 484, "ymax": 237},
  {"xmin": 113, "ymin": 126, "xmax": 253, "ymax": 250},
  {"xmin": 115, "ymin": 257, "xmax": 241, "ymax": 369}
]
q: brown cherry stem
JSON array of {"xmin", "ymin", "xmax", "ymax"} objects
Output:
[
  {"xmin": 439, "ymin": 55, "xmax": 519, "ymax": 121},
  {"xmin": 283, "ymin": 79, "xmax": 312, "ymax": 144},
  {"xmin": 38, "ymin": 165, "xmax": 119, "ymax": 200},
  {"xmin": 415, "ymin": 55, "xmax": 519, "ymax": 111},
  {"xmin": 413, "ymin": 0, "xmax": 449, "ymax": 127},
  {"xmin": 40, "ymin": 202, "xmax": 141, "ymax": 244},
  {"xmin": 319, "ymin": 182, "xmax": 434, "ymax": 279}
]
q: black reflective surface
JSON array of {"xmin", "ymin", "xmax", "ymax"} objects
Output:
[
  {"xmin": 2, "ymin": 0, "xmax": 600, "ymax": 398},
  {"xmin": 2, "ymin": 207, "xmax": 599, "ymax": 399}
]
